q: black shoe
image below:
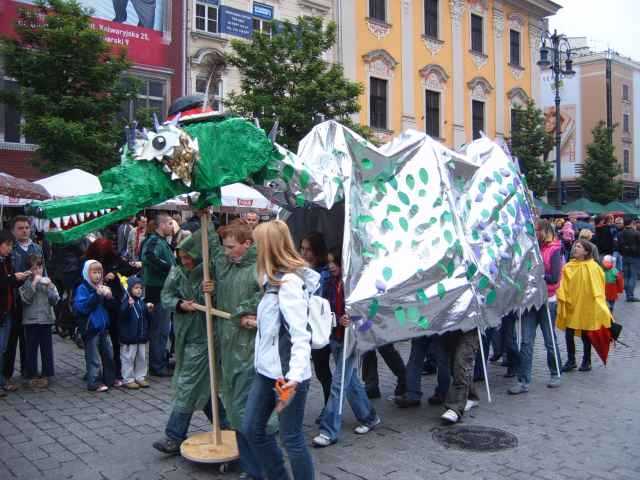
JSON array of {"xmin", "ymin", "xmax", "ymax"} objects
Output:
[
  {"xmin": 427, "ymin": 394, "xmax": 445, "ymax": 406},
  {"xmin": 394, "ymin": 384, "xmax": 407, "ymax": 397},
  {"xmin": 503, "ymin": 371, "xmax": 516, "ymax": 378},
  {"xmin": 626, "ymin": 297, "xmax": 640, "ymax": 302},
  {"xmin": 489, "ymin": 354, "xmax": 502, "ymax": 363},
  {"xmin": 152, "ymin": 437, "xmax": 181, "ymax": 455},
  {"xmin": 561, "ymin": 361, "xmax": 577, "ymax": 372},
  {"xmin": 394, "ymin": 396, "xmax": 420, "ymax": 408},
  {"xmin": 149, "ymin": 369, "xmax": 172, "ymax": 378},
  {"xmin": 366, "ymin": 388, "xmax": 381, "ymax": 399},
  {"xmin": 473, "ymin": 375, "xmax": 485, "ymax": 382},
  {"xmin": 578, "ymin": 362, "xmax": 592, "ymax": 372},
  {"xmin": 500, "ymin": 360, "xmax": 511, "ymax": 367}
]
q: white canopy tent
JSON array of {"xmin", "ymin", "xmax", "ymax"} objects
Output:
[{"xmin": 35, "ymin": 169, "xmax": 102, "ymax": 198}]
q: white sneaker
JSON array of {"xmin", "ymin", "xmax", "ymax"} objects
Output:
[
  {"xmin": 353, "ymin": 416, "xmax": 381, "ymax": 434},
  {"xmin": 441, "ymin": 409, "xmax": 460, "ymax": 424},
  {"xmin": 312, "ymin": 433, "xmax": 335, "ymax": 448},
  {"xmin": 464, "ymin": 399, "xmax": 479, "ymax": 412}
]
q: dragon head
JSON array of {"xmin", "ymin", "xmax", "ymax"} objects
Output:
[{"xmin": 27, "ymin": 112, "xmax": 282, "ymax": 243}]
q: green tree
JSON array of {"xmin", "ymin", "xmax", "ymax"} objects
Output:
[
  {"xmin": 0, "ymin": 0, "xmax": 138, "ymax": 174},
  {"xmin": 579, "ymin": 121, "xmax": 622, "ymax": 203},
  {"xmin": 225, "ymin": 16, "xmax": 367, "ymax": 151},
  {"xmin": 508, "ymin": 100, "xmax": 554, "ymax": 197}
]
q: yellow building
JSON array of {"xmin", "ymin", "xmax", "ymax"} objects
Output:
[{"xmin": 335, "ymin": 0, "xmax": 561, "ymax": 147}]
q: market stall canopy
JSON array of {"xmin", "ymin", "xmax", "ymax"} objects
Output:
[
  {"xmin": 605, "ymin": 201, "xmax": 639, "ymax": 215},
  {"xmin": 533, "ymin": 197, "xmax": 563, "ymax": 216},
  {"xmin": 35, "ymin": 169, "xmax": 101, "ymax": 198},
  {"xmin": 0, "ymin": 173, "xmax": 50, "ymax": 203},
  {"xmin": 562, "ymin": 198, "xmax": 605, "ymax": 215}
]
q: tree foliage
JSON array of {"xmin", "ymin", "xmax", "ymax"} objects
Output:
[
  {"xmin": 0, "ymin": 0, "xmax": 138, "ymax": 174},
  {"xmin": 225, "ymin": 16, "xmax": 367, "ymax": 151},
  {"xmin": 508, "ymin": 100, "xmax": 554, "ymax": 197},
  {"xmin": 579, "ymin": 121, "xmax": 623, "ymax": 203}
]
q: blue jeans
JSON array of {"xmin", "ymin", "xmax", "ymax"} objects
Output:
[
  {"xmin": 83, "ymin": 330, "xmax": 115, "ymax": 390},
  {"xmin": 515, "ymin": 303, "xmax": 562, "ymax": 384},
  {"xmin": 406, "ymin": 336, "xmax": 449, "ymax": 401},
  {"xmin": 623, "ymin": 256, "xmax": 640, "ymax": 300},
  {"xmin": 149, "ymin": 304, "xmax": 171, "ymax": 373},
  {"xmin": 0, "ymin": 314, "xmax": 12, "ymax": 386},
  {"xmin": 319, "ymin": 340, "xmax": 376, "ymax": 441},
  {"xmin": 242, "ymin": 374, "xmax": 314, "ymax": 480}
]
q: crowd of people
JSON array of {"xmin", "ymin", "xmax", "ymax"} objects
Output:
[{"xmin": 0, "ymin": 208, "xmax": 630, "ymax": 479}]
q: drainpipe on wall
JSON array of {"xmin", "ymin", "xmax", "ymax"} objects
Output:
[{"xmin": 606, "ymin": 49, "xmax": 613, "ymax": 142}]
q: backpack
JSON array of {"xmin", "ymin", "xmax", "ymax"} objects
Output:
[{"xmin": 267, "ymin": 272, "xmax": 335, "ymax": 350}]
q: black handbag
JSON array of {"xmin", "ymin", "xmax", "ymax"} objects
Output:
[{"xmin": 610, "ymin": 321, "xmax": 623, "ymax": 341}]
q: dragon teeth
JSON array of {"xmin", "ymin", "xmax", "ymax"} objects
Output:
[
  {"xmin": 52, "ymin": 218, "xmax": 62, "ymax": 229},
  {"xmin": 78, "ymin": 212, "xmax": 85, "ymax": 222},
  {"xmin": 62, "ymin": 215, "xmax": 70, "ymax": 226},
  {"xmin": 70, "ymin": 214, "xmax": 78, "ymax": 224}
]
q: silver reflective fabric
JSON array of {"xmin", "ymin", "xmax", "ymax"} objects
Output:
[{"xmin": 257, "ymin": 121, "xmax": 547, "ymax": 353}]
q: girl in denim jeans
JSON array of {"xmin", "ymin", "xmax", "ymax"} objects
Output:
[{"xmin": 243, "ymin": 220, "xmax": 315, "ymax": 480}]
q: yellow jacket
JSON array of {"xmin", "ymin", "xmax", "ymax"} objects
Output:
[{"xmin": 556, "ymin": 259, "xmax": 612, "ymax": 334}]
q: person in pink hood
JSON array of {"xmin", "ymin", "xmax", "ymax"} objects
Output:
[
  {"xmin": 508, "ymin": 219, "xmax": 563, "ymax": 394},
  {"xmin": 559, "ymin": 220, "xmax": 575, "ymax": 262}
]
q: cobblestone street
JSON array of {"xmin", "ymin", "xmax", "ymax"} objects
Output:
[{"xmin": 1, "ymin": 300, "xmax": 639, "ymax": 480}]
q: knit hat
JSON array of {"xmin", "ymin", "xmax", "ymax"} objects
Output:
[{"xmin": 127, "ymin": 276, "xmax": 143, "ymax": 293}]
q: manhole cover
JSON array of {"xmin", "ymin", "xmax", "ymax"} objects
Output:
[{"xmin": 432, "ymin": 426, "xmax": 518, "ymax": 452}]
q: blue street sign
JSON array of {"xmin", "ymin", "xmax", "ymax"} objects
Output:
[
  {"xmin": 220, "ymin": 6, "xmax": 253, "ymax": 39},
  {"xmin": 253, "ymin": 2, "xmax": 274, "ymax": 20}
]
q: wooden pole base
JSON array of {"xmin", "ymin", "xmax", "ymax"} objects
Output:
[{"xmin": 180, "ymin": 430, "xmax": 239, "ymax": 464}]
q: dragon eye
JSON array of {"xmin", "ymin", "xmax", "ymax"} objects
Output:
[{"xmin": 152, "ymin": 136, "xmax": 167, "ymax": 150}]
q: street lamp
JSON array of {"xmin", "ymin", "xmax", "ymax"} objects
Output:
[{"xmin": 537, "ymin": 30, "xmax": 575, "ymax": 208}]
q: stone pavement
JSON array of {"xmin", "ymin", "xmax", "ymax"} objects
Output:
[{"xmin": 1, "ymin": 301, "xmax": 639, "ymax": 480}]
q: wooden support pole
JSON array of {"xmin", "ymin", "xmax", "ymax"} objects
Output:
[{"xmin": 200, "ymin": 212, "xmax": 222, "ymax": 445}]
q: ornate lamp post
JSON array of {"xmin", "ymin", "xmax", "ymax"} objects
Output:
[{"xmin": 537, "ymin": 30, "xmax": 575, "ymax": 208}]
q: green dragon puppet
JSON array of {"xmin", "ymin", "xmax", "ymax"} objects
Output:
[{"xmin": 27, "ymin": 112, "xmax": 284, "ymax": 244}]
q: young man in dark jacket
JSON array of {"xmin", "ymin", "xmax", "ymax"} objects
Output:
[
  {"xmin": 3, "ymin": 216, "xmax": 42, "ymax": 387},
  {"xmin": 0, "ymin": 230, "xmax": 31, "ymax": 396},
  {"xmin": 119, "ymin": 276, "xmax": 152, "ymax": 389},
  {"xmin": 141, "ymin": 213, "xmax": 175, "ymax": 376}
]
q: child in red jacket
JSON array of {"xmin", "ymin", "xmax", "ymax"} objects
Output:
[{"xmin": 602, "ymin": 255, "xmax": 624, "ymax": 313}]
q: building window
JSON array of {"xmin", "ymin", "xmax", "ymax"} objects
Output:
[
  {"xmin": 1, "ymin": 79, "xmax": 20, "ymax": 143},
  {"xmin": 509, "ymin": 30, "xmax": 521, "ymax": 66},
  {"xmin": 472, "ymin": 100, "xmax": 484, "ymax": 140},
  {"xmin": 369, "ymin": 0, "xmax": 386, "ymax": 22},
  {"xmin": 252, "ymin": 18, "xmax": 272, "ymax": 37},
  {"xmin": 623, "ymin": 113, "xmax": 630, "ymax": 133},
  {"xmin": 195, "ymin": 1, "xmax": 219, "ymax": 34},
  {"xmin": 471, "ymin": 14, "xmax": 483, "ymax": 54},
  {"xmin": 370, "ymin": 77, "xmax": 388, "ymax": 130},
  {"xmin": 122, "ymin": 78, "xmax": 167, "ymax": 122},
  {"xmin": 624, "ymin": 150, "xmax": 630, "ymax": 174},
  {"xmin": 425, "ymin": 89, "xmax": 440, "ymax": 138},
  {"xmin": 511, "ymin": 108, "xmax": 524, "ymax": 134},
  {"xmin": 623, "ymin": 84, "xmax": 629, "ymax": 101},
  {"xmin": 195, "ymin": 77, "xmax": 223, "ymax": 112},
  {"xmin": 424, "ymin": 0, "xmax": 438, "ymax": 38}
]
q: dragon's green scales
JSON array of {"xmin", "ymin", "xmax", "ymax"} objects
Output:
[{"xmin": 28, "ymin": 115, "xmax": 283, "ymax": 243}]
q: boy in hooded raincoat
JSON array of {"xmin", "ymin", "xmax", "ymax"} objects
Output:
[{"xmin": 153, "ymin": 235, "xmax": 212, "ymax": 454}]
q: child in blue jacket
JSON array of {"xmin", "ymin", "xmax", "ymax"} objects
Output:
[
  {"xmin": 119, "ymin": 276, "xmax": 153, "ymax": 389},
  {"xmin": 74, "ymin": 260, "xmax": 116, "ymax": 392}
]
